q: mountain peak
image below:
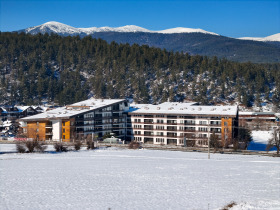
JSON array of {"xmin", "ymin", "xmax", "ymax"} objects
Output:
[{"xmin": 43, "ymin": 21, "xmax": 65, "ymax": 25}]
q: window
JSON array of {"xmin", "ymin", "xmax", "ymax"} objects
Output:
[
  {"xmin": 156, "ymin": 119, "xmax": 164, "ymax": 124},
  {"xmin": 224, "ymin": 122, "xmax": 228, "ymax": 126},
  {"xmin": 63, "ymin": 129, "xmax": 65, "ymax": 133},
  {"xmin": 198, "ymin": 127, "xmax": 208, "ymax": 132},
  {"xmin": 62, "ymin": 122, "xmax": 65, "ymax": 126},
  {"xmin": 210, "ymin": 121, "xmax": 221, "ymax": 125},
  {"xmin": 156, "ymin": 138, "xmax": 164, "ymax": 143},
  {"xmin": 156, "ymin": 125, "xmax": 164, "ymax": 130},
  {"xmin": 156, "ymin": 132, "xmax": 164, "ymax": 136},
  {"xmin": 134, "ymin": 137, "xmax": 142, "ymax": 141},
  {"xmin": 133, "ymin": 125, "xmax": 142, "ymax": 129},
  {"xmin": 199, "ymin": 134, "xmax": 207, "ymax": 138},
  {"xmin": 63, "ymin": 135, "xmax": 65, "ymax": 139}
]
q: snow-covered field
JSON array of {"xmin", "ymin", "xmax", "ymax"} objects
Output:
[{"xmin": 0, "ymin": 147, "xmax": 279, "ymax": 210}]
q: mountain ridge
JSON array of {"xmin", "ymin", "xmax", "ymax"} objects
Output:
[{"xmin": 20, "ymin": 21, "xmax": 219, "ymax": 36}]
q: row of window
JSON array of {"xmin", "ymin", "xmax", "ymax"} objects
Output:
[
  {"xmin": 132, "ymin": 119, "xmax": 222, "ymax": 125},
  {"xmin": 132, "ymin": 126, "xmax": 221, "ymax": 132},
  {"xmin": 132, "ymin": 115, "xmax": 223, "ymax": 120}
]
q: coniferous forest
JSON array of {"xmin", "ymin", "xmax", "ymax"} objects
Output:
[{"xmin": 0, "ymin": 32, "xmax": 280, "ymax": 109}]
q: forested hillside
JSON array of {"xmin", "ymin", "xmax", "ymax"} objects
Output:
[{"xmin": 0, "ymin": 32, "xmax": 280, "ymax": 109}]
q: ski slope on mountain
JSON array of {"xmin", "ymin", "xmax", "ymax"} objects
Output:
[{"xmin": 0, "ymin": 148, "xmax": 279, "ymax": 210}]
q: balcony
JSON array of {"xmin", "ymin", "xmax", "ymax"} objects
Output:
[
  {"xmin": 184, "ymin": 122, "xmax": 196, "ymax": 125},
  {"xmin": 167, "ymin": 133, "xmax": 177, "ymax": 138},
  {"xmin": 144, "ymin": 126, "xmax": 153, "ymax": 130},
  {"xmin": 144, "ymin": 120, "xmax": 153, "ymax": 124}
]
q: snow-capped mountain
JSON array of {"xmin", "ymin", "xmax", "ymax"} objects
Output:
[
  {"xmin": 238, "ymin": 33, "xmax": 280, "ymax": 42},
  {"xmin": 20, "ymin": 21, "xmax": 218, "ymax": 36}
]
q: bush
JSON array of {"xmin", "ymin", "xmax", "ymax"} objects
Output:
[
  {"xmin": 54, "ymin": 142, "xmax": 68, "ymax": 152},
  {"xmin": 86, "ymin": 139, "xmax": 95, "ymax": 150},
  {"xmin": 16, "ymin": 140, "xmax": 47, "ymax": 153},
  {"xmin": 128, "ymin": 141, "xmax": 140, "ymax": 149},
  {"xmin": 74, "ymin": 141, "xmax": 82, "ymax": 151},
  {"xmin": 25, "ymin": 140, "xmax": 38, "ymax": 153},
  {"xmin": 221, "ymin": 201, "xmax": 237, "ymax": 210},
  {"xmin": 16, "ymin": 142, "xmax": 26, "ymax": 153},
  {"xmin": 35, "ymin": 141, "xmax": 48, "ymax": 152}
]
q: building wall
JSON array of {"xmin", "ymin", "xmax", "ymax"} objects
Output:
[
  {"xmin": 62, "ymin": 120, "xmax": 73, "ymax": 142},
  {"xmin": 52, "ymin": 120, "xmax": 62, "ymax": 141},
  {"xmin": 128, "ymin": 113, "xmax": 236, "ymax": 147},
  {"xmin": 26, "ymin": 121, "xmax": 47, "ymax": 140},
  {"xmin": 221, "ymin": 118, "xmax": 233, "ymax": 147}
]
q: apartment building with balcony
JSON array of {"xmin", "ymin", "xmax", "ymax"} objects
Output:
[
  {"xmin": 126, "ymin": 102, "xmax": 238, "ymax": 147},
  {"xmin": 20, "ymin": 98, "xmax": 129, "ymax": 142}
]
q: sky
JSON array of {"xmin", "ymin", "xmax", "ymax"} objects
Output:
[{"xmin": 0, "ymin": 0, "xmax": 279, "ymax": 38}]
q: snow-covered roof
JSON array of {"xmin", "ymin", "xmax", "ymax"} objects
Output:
[
  {"xmin": 239, "ymin": 112, "xmax": 276, "ymax": 116},
  {"xmin": 17, "ymin": 106, "xmax": 33, "ymax": 112},
  {"xmin": 128, "ymin": 102, "xmax": 238, "ymax": 116},
  {"xmin": 21, "ymin": 98, "xmax": 126, "ymax": 121}
]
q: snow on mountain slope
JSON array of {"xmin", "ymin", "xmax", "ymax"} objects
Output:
[
  {"xmin": 23, "ymin": 21, "xmax": 219, "ymax": 36},
  {"xmin": 26, "ymin": 21, "xmax": 83, "ymax": 35},
  {"xmin": 238, "ymin": 33, "xmax": 280, "ymax": 42},
  {"xmin": 156, "ymin": 27, "xmax": 218, "ymax": 35},
  {"xmin": 238, "ymin": 37, "xmax": 263, "ymax": 41},
  {"xmin": 262, "ymin": 33, "xmax": 280, "ymax": 42}
]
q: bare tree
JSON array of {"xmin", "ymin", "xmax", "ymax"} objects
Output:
[
  {"xmin": 210, "ymin": 132, "xmax": 220, "ymax": 152},
  {"xmin": 184, "ymin": 133, "xmax": 196, "ymax": 147},
  {"xmin": 27, "ymin": 128, "xmax": 39, "ymax": 141},
  {"xmin": 266, "ymin": 127, "xmax": 280, "ymax": 155}
]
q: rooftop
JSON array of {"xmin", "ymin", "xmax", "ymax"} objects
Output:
[
  {"xmin": 21, "ymin": 98, "xmax": 126, "ymax": 121},
  {"xmin": 128, "ymin": 102, "xmax": 238, "ymax": 116}
]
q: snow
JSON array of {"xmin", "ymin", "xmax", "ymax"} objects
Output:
[
  {"xmin": 0, "ymin": 148, "xmax": 279, "ymax": 210},
  {"xmin": 21, "ymin": 98, "xmax": 126, "ymax": 121},
  {"xmin": 248, "ymin": 130, "xmax": 275, "ymax": 151},
  {"xmin": 156, "ymin": 27, "xmax": 219, "ymax": 35},
  {"xmin": 129, "ymin": 102, "xmax": 238, "ymax": 116},
  {"xmin": 251, "ymin": 130, "xmax": 273, "ymax": 144},
  {"xmin": 0, "ymin": 144, "xmax": 55, "ymax": 153},
  {"xmin": 25, "ymin": 21, "xmax": 219, "ymax": 36},
  {"xmin": 238, "ymin": 33, "xmax": 280, "ymax": 42}
]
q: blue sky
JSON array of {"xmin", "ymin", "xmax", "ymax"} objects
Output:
[{"xmin": 0, "ymin": 0, "xmax": 279, "ymax": 38}]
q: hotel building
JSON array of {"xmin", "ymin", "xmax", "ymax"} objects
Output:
[{"xmin": 126, "ymin": 102, "xmax": 238, "ymax": 147}]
